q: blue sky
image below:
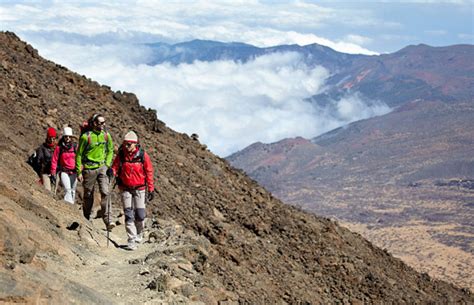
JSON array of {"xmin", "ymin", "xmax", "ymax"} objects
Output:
[
  {"xmin": 0, "ymin": 1, "xmax": 472, "ymax": 155},
  {"xmin": 1, "ymin": 1, "xmax": 471, "ymax": 53}
]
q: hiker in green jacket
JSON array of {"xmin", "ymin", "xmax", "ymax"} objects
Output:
[{"xmin": 76, "ymin": 114, "xmax": 115, "ymax": 230}]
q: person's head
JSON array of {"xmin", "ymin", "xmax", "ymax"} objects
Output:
[
  {"xmin": 62, "ymin": 127, "xmax": 75, "ymax": 143},
  {"xmin": 45, "ymin": 127, "xmax": 57, "ymax": 146},
  {"xmin": 123, "ymin": 131, "xmax": 138, "ymax": 152},
  {"xmin": 92, "ymin": 114, "xmax": 106, "ymax": 131}
]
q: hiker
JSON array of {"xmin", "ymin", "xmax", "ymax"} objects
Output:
[
  {"xmin": 50, "ymin": 127, "xmax": 77, "ymax": 204},
  {"xmin": 35, "ymin": 127, "xmax": 58, "ymax": 191},
  {"xmin": 109, "ymin": 131, "xmax": 154, "ymax": 250},
  {"xmin": 75, "ymin": 114, "xmax": 115, "ymax": 229}
]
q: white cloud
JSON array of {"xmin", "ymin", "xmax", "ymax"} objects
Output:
[
  {"xmin": 1, "ymin": 1, "xmax": 379, "ymax": 54},
  {"xmin": 344, "ymin": 34, "xmax": 373, "ymax": 46},
  {"xmin": 2, "ymin": 1, "xmax": 400, "ymax": 155},
  {"xmin": 28, "ymin": 39, "xmax": 390, "ymax": 156}
]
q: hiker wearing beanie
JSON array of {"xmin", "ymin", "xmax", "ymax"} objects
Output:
[
  {"xmin": 75, "ymin": 114, "xmax": 114, "ymax": 229},
  {"xmin": 109, "ymin": 131, "xmax": 154, "ymax": 251},
  {"xmin": 50, "ymin": 127, "xmax": 78, "ymax": 204},
  {"xmin": 35, "ymin": 127, "xmax": 58, "ymax": 191}
]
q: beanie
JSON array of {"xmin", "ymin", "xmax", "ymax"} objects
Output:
[
  {"xmin": 123, "ymin": 131, "xmax": 138, "ymax": 143},
  {"xmin": 47, "ymin": 127, "xmax": 57, "ymax": 138}
]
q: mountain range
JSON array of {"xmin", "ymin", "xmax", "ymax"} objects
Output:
[
  {"xmin": 146, "ymin": 40, "xmax": 473, "ymax": 107},
  {"xmin": 1, "ymin": 32, "xmax": 472, "ymax": 303},
  {"xmin": 144, "ymin": 39, "xmax": 474, "ymax": 290},
  {"xmin": 225, "ymin": 42, "xmax": 474, "ymax": 290}
]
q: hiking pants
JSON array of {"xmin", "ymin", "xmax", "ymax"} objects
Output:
[
  {"xmin": 121, "ymin": 189, "xmax": 146, "ymax": 242},
  {"xmin": 60, "ymin": 172, "xmax": 77, "ymax": 204},
  {"xmin": 41, "ymin": 174, "xmax": 51, "ymax": 192},
  {"xmin": 82, "ymin": 166, "xmax": 110, "ymax": 224}
]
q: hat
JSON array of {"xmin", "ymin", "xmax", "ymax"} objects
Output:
[
  {"xmin": 123, "ymin": 131, "xmax": 138, "ymax": 143},
  {"xmin": 63, "ymin": 127, "xmax": 75, "ymax": 137},
  {"xmin": 47, "ymin": 127, "xmax": 57, "ymax": 138}
]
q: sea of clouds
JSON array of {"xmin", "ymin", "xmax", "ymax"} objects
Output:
[
  {"xmin": 2, "ymin": 0, "xmax": 394, "ymax": 156},
  {"xmin": 29, "ymin": 38, "xmax": 390, "ymax": 156}
]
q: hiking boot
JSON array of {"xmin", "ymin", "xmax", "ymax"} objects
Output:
[
  {"xmin": 135, "ymin": 233, "xmax": 144, "ymax": 244},
  {"xmin": 106, "ymin": 223, "xmax": 115, "ymax": 232},
  {"xmin": 125, "ymin": 241, "xmax": 137, "ymax": 251}
]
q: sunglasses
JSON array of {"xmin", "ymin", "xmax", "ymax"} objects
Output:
[
  {"xmin": 125, "ymin": 142, "xmax": 135, "ymax": 148},
  {"xmin": 97, "ymin": 121, "xmax": 106, "ymax": 125},
  {"xmin": 64, "ymin": 136, "xmax": 72, "ymax": 139}
]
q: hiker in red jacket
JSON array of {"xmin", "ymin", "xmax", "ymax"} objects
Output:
[
  {"xmin": 109, "ymin": 131, "xmax": 154, "ymax": 251},
  {"xmin": 50, "ymin": 127, "xmax": 77, "ymax": 204}
]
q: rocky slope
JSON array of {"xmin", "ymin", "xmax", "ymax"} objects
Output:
[
  {"xmin": 228, "ymin": 99, "xmax": 474, "ymax": 290},
  {"xmin": 1, "ymin": 31, "xmax": 472, "ymax": 304}
]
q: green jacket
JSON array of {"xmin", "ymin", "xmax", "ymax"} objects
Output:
[{"xmin": 75, "ymin": 130, "xmax": 114, "ymax": 175}]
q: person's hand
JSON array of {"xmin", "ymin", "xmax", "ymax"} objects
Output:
[
  {"xmin": 77, "ymin": 174, "xmax": 83, "ymax": 183},
  {"xmin": 106, "ymin": 168, "xmax": 114, "ymax": 179},
  {"xmin": 147, "ymin": 191, "xmax": 154, "ymax": 202},
  {"xmin": 50, "ymin": 175, "xmax": 56, "ymax": 185}
]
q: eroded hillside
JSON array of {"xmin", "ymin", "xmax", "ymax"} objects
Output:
[
  {"xmin": 1, "ymin": 32, "xmax": 472, "ymax": 304},
  {"xmin": 228, "ymin": 98, "xmax": 474, "ymax": 291}
]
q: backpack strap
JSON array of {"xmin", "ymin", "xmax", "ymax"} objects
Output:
[{"xmin": 119, "ymin": 146, "xmax": 144, "ymax": 164}]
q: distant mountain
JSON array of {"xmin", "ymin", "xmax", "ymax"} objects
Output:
[
  {"xmin": 318, "ymin": 44, "xmax": 474, "ymax": 107},
  {"xmin": 147, "ymin": 40, "xmax": 473, "ymax": 108},
  {"xmin": 227, "ymin": 44, "xmax": 474, "ymax": 290},
  {"xmin": 228, "ymin": 98, "xmax": 474, "ymax": 290},
  {"xmin": 146, "ymin": 39, "xmax": 358, "ymax": 70}
]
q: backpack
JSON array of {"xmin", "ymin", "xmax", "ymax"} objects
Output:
[
  {"xmin": 28, "ymin": 144, "xmax": 54, "ymax": 176},
  {"xmin": 118, "ymin": 144, "xmax": 145, "ymax": 164},
  {"xmin": 80, "ymin": 114, "xmax": 98, "ymax": 135},
  {"xmin": 116, "ymin": 145, "xmax": 145, "ymax": 186},
  {"xmin": 27, "ymin": 150, "xmax": 41, "ymax": 176}
]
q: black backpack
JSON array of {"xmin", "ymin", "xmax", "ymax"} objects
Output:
[{"xmin": 27, "ymin": 150, "xmax": 41, "ymax": 176}]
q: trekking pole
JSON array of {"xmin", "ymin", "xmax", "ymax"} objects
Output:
[
  {"xmin": 106, "ymin": 176, "xmax": 117, "ymax": 248},
  {"xmin": 107, "ymin": 178, "xmax": 111, "ymax": 248}
]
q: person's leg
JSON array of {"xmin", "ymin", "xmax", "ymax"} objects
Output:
[
  {"xmin": 60, "ymin": 172, "xmax": 73, "ymax": 203},
  {"xmin": 122, "ymin": 190, "xmax": 137, "ymax": 248},
  {"xmin": 82, "ymin": 169, "xmax": 98, "ymax": 220},
  {"xmin": 41, "ymin": 174, "xmax": 51, "ymax": 191},
  {"xmin": 134, "ymin": 189, "xmax": 146, "ymax": 241},
  {"xmin": 70, "ymin": 173, "xmax": 77, "ymax": 203},
  {"xmin": 97, "ymin": 166, "xmax": 111, "ymax": 226}
]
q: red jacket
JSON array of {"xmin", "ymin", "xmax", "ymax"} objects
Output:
[{"xmin": 111, "ymin": 147, "xmax": 154, "ymax": 192}]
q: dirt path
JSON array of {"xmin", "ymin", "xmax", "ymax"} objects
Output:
[{"xmin": 52, "ymin": 219, "xmax": 162, "ymax": 304}]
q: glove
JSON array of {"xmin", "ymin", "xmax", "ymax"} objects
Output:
[
  {"xmin": 50, "ymin": 175, "xmax": 56, "ymax": 185},
  {"xmin": 106, "ymin": 168, "xmax": 114, "ymax": 179},
  {"xmin": 147, "ymin": 191, "xmax": 154, "ymax": 202}
]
